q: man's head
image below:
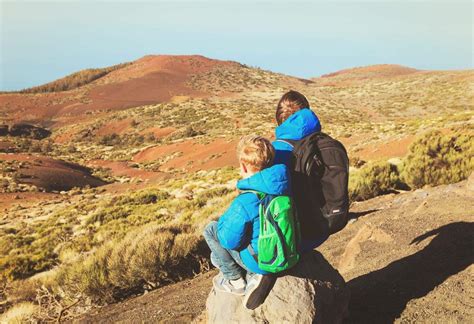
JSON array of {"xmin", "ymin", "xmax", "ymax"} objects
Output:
[
  {"xmin": 237, "ymin": 135, "xmax": 275, "ymax": 178},
  {"xmin": 276, "ymin": 90, "xmax": 310, "ymax": 125}
]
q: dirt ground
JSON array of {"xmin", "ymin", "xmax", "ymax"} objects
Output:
[
  {"xmin": 75, "ymin": 176, "xmax": 474, "ymax": 323},
  {"xmin": 133, "ymin": 138, "xmax": 239, "ymax": 172},
  {"xmin": 76, "ymin": 271, "xmax": 216, "ymax": 324},
  {"xmin": 0, "ymin": 153, "xmax": 106, "ymax": 192}
]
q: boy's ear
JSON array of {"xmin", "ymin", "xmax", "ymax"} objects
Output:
[{"xmin": 241, "ymin": 163, "xmax": 248, "ymax": 173}]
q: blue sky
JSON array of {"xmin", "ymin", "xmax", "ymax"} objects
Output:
[{"xmin": 1, "ymin": 0, "xmax": 472, "ymax": 91}]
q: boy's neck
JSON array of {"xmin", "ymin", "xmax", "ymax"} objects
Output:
[{"xmin": 241, "ymin": 167, "xmax": 261, "ymax": 179}]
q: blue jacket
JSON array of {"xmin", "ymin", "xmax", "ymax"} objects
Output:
[
  {"xmin": 272, "ymin": 108, "xmax": 328, "ymax": 252},
  {"xmin": 217, "ymin": 164, "xmax": 291, "ymax": 274},
  {"xmin": 273, "ymin": 108, "xmax": 321, "ymax": 166}
]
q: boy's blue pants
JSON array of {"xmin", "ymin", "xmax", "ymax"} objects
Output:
[{"xmin": 203, "ymin": 221, "xmax": 253, "ymax": 280}]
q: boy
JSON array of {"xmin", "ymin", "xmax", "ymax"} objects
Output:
[{"xmin": 203, "ymin": 135, "xmax": 291, "ymax": 308}]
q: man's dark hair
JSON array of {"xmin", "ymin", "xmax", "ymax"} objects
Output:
[{"xmin": 276, "ymin": 90, "xmax": 310, "ymax": 125}]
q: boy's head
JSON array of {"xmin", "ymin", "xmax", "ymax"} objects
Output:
[
  {"xmin": 276, "ymin": 90, "xmax": 310, "ymax": 125},
  {"xmin": 237, "ymin": 135, "xmax": 275, "ymax": 178}
]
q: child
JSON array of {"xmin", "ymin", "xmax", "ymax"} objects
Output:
[{"xmin": 203, "ymin": 135, "xmax": 291, "ymax": 308}]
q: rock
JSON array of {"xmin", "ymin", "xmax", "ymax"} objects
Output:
[
  {"xmin": 466, "ymin": 172, "xmax": 474, "ymax": 191},
  {"xmin": 206, "ymin": 251, "xmax": 350, "ymax": 324},
  {"xmin": 413, "ymin": 189, "xmax": 429, "ymax": 199}
]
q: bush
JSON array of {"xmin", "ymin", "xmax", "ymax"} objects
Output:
[
  {"xmin": 401, "ymin": 130, "xmax": 474, "ymax": 188},
  {"xmin": 99, "ymin": 133, "xmax": 121, "ymax": 146},
  {"xmin": 169, "ymin": 126, "xmax": 204, "ymax": 140},
  {"xmin": 98, "ymin": 133, "xmax": 147, "ymax": 147},
  {"xmin": 56, "ymin": 224, "xmax": 208, "ymax": 303},
  {"xmin": 349, "ymin": 156, "xmax": 366, "ymax": 168},
  {"xmin": 349, "ymin": 161, "xmax": 402, "ymax": 201}
]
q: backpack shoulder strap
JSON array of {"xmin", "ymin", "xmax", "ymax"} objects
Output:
[
  {"xmin": 240, "ymin": 189, "xmax": 265, "ymax": 200},
  {"xmin": 274, "ymin": 139, "xmax": 296, "ymax": 148},
  {"xmin": 243, "ymin": 191, "xmax": 278, "ymax": 262},
  {"xmin": 241, "ymin": 190, "xmax": 277, "ymax": 214}
]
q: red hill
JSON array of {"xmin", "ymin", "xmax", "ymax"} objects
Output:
[
  {"xmin": 317, "ymin": 64, "xmax": 419, "ymax": 80},
  {"xmin": 0, "ymin": 55, "xmax": 238, "ymax": 126}
]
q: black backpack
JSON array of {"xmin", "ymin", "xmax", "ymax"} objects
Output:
[{"xmin": 277, "ymin": 132, "xmax": 350, "ymax": 241}]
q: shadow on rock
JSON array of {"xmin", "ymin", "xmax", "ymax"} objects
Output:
[
  {"xmin": 348, "ymin": 209, "xmax": 378, "ymax": 221},
  {"xmin": 346, "ymin": 221, "xmax": 474, "ymax": 323}
]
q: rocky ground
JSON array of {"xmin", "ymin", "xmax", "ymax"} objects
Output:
[{"xmin": 75, "ymin": 175, "xmax": 474, "ymax": 323}]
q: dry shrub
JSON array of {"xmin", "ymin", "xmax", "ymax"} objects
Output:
[
  {"xmin": 56, "ymin": 224, "xmax": 209, "ymax": 303},
  {"xmin": 349, "ymin": 161, "xmax": 402, "ymax": 201},
  {"xmin": 57, "ymin": 247, "xmax": 113, "ymax": 303},
  {"xmin": 401, "ymin": 130, "xmax": 474, "ymax": 189},
  {"xmin": 5, "ymin": 279, "xmax": 41, "ymax": 305},
  {"xmin": 0, "ymin": 302, "xmax": 39, "ymax": 323}
]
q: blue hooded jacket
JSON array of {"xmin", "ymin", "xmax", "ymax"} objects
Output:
[
  {"xmin": 217, "ymin": 164, "xmax": 291, "ymax": 274},
  {"xmin": 273, "ymin": 108, "xmax": 321, "ymax": 166}
]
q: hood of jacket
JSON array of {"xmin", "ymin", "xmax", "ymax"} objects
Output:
[
  {"xmin": 275, "ymin": 108, "xmax": 321, "ymax": 140},
  {"xmin": 236, "ymin": 163, "xmax": 291, "ymax": 195}
]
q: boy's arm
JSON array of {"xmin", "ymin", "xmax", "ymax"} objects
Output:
[{"xmin": 217, "ymin": 198, "xmax": 251, "ymax": 250}]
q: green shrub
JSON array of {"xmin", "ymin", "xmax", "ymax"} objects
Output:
[
  {"xmin": 349, "ymin": 161, "xmax": 402, "ymax": 201},
  {"xmin": 401, "ymin": 130, "xmax": 474, "ymax": 188}
]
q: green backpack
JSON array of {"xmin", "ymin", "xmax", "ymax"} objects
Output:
[{"xmin": 246, "ymin": 191, "xmax": 301, "ymax": 273}]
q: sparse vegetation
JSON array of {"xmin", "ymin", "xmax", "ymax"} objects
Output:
[
  {"xmin": 401, "ymin": 129, "xmax": 474, "ymax": 188},
  {"xmin": 17, "ymin": 63, "xmax": 130, "ymax": 93},
  {"xmin": 0, "ymin": 168, "xmax": 238, "ymax": 319},
  {"xmin": 1, "ymin": 58, "xmax": 472, "ymax": 321}
]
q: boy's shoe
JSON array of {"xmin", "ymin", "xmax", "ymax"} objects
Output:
[
  {"xmin": 212, "ymin": 273, "xmax": 246, "ymax": 296},
  {"xmin": 243, "ymin": 274, "xmax": 276, "ymax": 310}
]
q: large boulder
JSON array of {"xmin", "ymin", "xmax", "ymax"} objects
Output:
[{"xmin": 206, "ymin": 251, "xmax": 350, "ymax": 324}]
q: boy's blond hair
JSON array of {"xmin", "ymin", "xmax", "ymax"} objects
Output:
[{"xmin": 237, "ymin": 135, "xmax": 275, "ymax": 171}]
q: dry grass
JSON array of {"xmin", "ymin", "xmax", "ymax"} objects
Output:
[
  {"xmin": 57, "ymin": 223, "xmax": 208, "ymax": 303},
  {"xmin": 0, "ymin": 302, "xmax": 39, "ymax": 323},
  {"xmin": 0, "ymin": 168, "xmax": 237, "ymax": 319}
]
